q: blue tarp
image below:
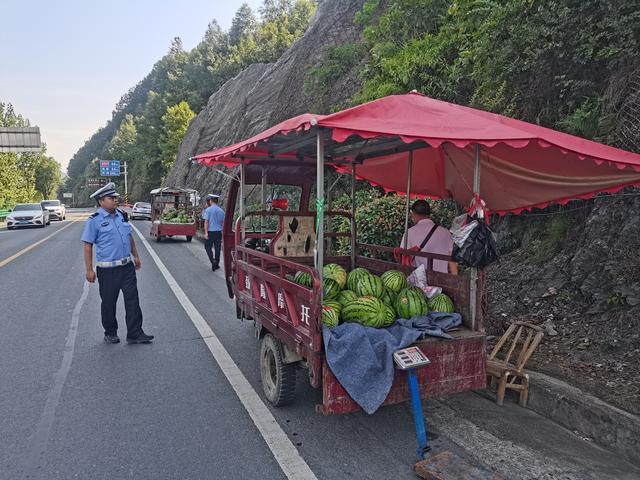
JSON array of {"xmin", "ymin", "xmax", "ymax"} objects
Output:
[{"xmin": 322, "ymin": 313, "xmax": 462, "ymax": 414}]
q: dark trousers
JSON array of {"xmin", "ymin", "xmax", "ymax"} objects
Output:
[
  {"xmin": 204, "ymin": 231, "xmax": 222, "ymax": 267},
  {"xmin": 96, "ymin": 262, "xmax": 143, "ymax": 338}
]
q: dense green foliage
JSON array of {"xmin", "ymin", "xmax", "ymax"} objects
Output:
[
  {"xmin": 354, "ymin": 0, "xmax": 640, "ymax": 138},
  {"xmin": 0, "ymin": 103, "xmax": 62, "ymax": 209},
  {"xmin": 64, "ymin": 1, "xmax": 316, "ymax": 205}
]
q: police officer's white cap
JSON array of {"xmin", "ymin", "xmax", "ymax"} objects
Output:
[
  {"xmin": 90, "ymin": 182, "xmax": 120, "ymax": 200},
  {"xmin": 206, "ymin": 194, "xmax": 220, "ymax": 200}
]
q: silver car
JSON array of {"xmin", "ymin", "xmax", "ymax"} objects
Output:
[
  {"xmin": 6, "ymin": 203, "xmax": 51, "ymax": 229},
  {"xmin": 131, "ymin": 202, "xmax": 152, "ymax": 220},
  {"xmin": 41, "ymin": 199, "xmax": 66, "ymax": 221}
]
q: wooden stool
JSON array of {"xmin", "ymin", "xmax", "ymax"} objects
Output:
[{"xmin": 486, "ymin": 321, "xmax": 544, "ymax": 407}]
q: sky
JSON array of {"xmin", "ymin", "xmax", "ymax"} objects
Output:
[{"xmin": 0, "ymin": 0, "xmax": 264, "ymax": 173}]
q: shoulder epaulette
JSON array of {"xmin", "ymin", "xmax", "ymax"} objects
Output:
[
  {"xmin": 117, "ymin": 208, "xmax": 129, "ymax": 222},
  {"xmin": 90, "ymin": 212, "xmax": 99, "ymax": 218}
]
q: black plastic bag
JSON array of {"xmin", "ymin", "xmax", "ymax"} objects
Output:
[{"xmin": 451, "ymin": 215, "xmax": 498, "ymax": 268}]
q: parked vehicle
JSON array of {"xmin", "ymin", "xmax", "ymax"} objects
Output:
[
  {"xmin": 41, "ymin": 199, "xmax": 66, "ymax": 221},
  {"xmin": 193, "ymin": 93, "xmax": 640, "ymax": 415},
  {"xmin": 131, "ymin": 202, "xmax": 152, "ymax": 220},
  {"xmin": 150, "ymin": 187, "xmax": 198, "ymax": 242},
  {"xmin": 6, "ymin": 203, "xmax": 50, "ymax": 229}
]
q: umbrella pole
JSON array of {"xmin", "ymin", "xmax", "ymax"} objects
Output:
[
  {"xmin": 470, "ymin": 144, "xmax": 481, "ymax": 331},
  {"xmin": 403, "ymin": 151, "xmax": 414, "ymax": 250},
  {"xmin": 315, "ymin": 129, "xmax": 325, "ymax": 283},
  {"xmin": 350, "ymin": 163, "xmax": 356, "ymax": 270}
]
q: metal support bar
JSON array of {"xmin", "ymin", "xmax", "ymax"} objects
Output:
[
  {"xmin": 408, "ymin": 369, "xmax": 430, "ymax": 459},
  {"xmin": 469, "ymin": 144, "xmax": 481, "ymax": 331},
  {"xmin": 260, "ymin": 167, "xmax": 266, "ymax": 244},
  {"xmin": 240, "ymin": 159, "xmax": 246, "ymax": 244},
  {"xmin": 350, "ymin": 163, "xmax": 356, "ymax": 270},
  {"xmin": 403, "ymin": 151, "xmax": 413, "ymax": 249},
  {"xmin": 315, "ymin": 130, "xmax": 325, "ymax": 283}
]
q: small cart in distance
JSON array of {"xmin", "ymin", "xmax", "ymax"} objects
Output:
[{"xmin": 149, "ymin": 187, "xmax": 198, "ymax": 242}]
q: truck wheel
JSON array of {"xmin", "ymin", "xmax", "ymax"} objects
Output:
[
  {"xmin": 260, "ymin": 334, "xmax": 296, "ymax": 406},
  {"xmin": 186, "ymin": 236, "xmax": 193, "ymax": 242}
]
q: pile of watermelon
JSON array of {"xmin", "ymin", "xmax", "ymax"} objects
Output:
[{"xmin": 290, "ymin": 264, "xmax": 456, "ymax": 329}]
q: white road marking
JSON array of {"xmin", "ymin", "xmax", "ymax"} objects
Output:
[
  {"xmin": 0, "ymin": 219, "xmax": 82, "ymax": 267},
  {"xmin": 132, "ymin": 224, "xmax": 318, "ymax": 480}
]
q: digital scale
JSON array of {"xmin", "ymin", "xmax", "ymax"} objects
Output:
[{"xmin": 394, "ymin": 346, "xmax": 432, "ymax": 459}]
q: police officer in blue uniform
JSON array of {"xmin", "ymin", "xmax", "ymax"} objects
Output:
[
  {"xmin": 202, "ymin": 194, "xmax": 225, "ymax": 271},
  {"xmin": 82, "ymin": 182, "xmax": 154, "ymax": 344}
]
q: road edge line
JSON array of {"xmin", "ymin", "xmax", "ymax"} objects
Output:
[{"xmin": 131, "ymin": 224, "xmax": 318, "ymax": 480}]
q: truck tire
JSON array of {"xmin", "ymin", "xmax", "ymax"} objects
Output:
[
  {"xmin": 260, "ymin": 333, "xmax": 296, "ymax": 406},
  {"xmin": 186, "ymin": 236, "xmax": 193, "ymax": 242}
]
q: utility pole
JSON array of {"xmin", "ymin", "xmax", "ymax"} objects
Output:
[{"xmin": 124, "ymin": 162, "xmax": 129, "ymax": 204}]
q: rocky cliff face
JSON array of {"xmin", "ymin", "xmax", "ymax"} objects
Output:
[{"xmin": 165, "ymin": 0, "xmax": 367, "ymax": 196}]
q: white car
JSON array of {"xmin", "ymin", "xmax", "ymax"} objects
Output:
[
  {"xmin": 6, "ymin": 203, "xmax": 51, "ymax": 229},
  {"xmin": 41, "ymin": 199, "xmax": 66, "ymax": 221},
  {"xmin": 131, "ymin": 202, "xmax": 152, "ymax": 220}
]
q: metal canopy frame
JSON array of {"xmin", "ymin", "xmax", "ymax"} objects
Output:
[{"xmin": 227, "ymin": 125, "xmax": 482, "ymax": 309}]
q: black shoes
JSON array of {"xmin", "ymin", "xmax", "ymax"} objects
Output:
[
  {"xmin": 104, "ymin": 334, "xmax": 120, "ymax": 344},
  {"xmin": 126, "ymin": 333, "xmax": 154, "ymax": 344},
  {"xmin": 211, "ymin": 264, "xmax": 219, "ymax": 271}
]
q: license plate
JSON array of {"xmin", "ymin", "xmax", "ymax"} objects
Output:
[{"xmin": 18, "ymin": 221, "xmax": 30, "ymax": 224}]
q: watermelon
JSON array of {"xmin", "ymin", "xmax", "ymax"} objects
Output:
[
  {"xmin": 395, "ymin": 287, "xmax": 428, "ymax": 319},
  {"xmin": 382, "ymin": 304, "xmax": 397, "ymax": 327},
  {"xmin": 323, "ymin": 278, "xmax": 341, "ymax": 300},
  {"xmin": 380, "ymin": 286, "xmax": 396, "ymax": 307},
  {"xmin": 336, "ymin": 290, "xmax": 358, "ymax": 308},
  {"xmin": 428, "ymin": 293, "xmax": 455, "ymax": 313},
  {"xmin": 294, "ymin": 271, "xmax": 313, "ymax": 288},
  {"xmin": 354, "ymin": 274, "xmax": 384, "ymax": 298},
  {"xmin": 323, "ymin": 263, "xmax": 347, "ymax": 289},
  {"xmin": 342, "ymin": 296, "xmax": 387, "ymax": 328},
  {"xmin": 381, "ymin": 270, "xmax": 407, "ymax": 293},
  {"xmin": 347, "ymin": 267, "xmax": 370, "ymax": 291},
  {"xmin": 322, "ymin": 305, "xmax": 339, "ymax": 328},
  {"xmin": 323, "ymin": 299, "xmax": 342, "ymax": 318}
]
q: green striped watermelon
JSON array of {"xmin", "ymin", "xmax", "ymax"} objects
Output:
[
  {"xmin": 347, "ymin": 268, "xmax": 370, "ymax": 291},
  {"xmin": 380, "ymin": 286, "xmax": 396, "ymax": 307},
  {"xmin": 354, "ymin": 274, "xmax": 384, "ymax": 298},
  {"xmin": 395, "ymin": 287, "xmax": 428, "ymax": 319},
  {"xmin": 293, "ymin": 271, "xmax": 313, "ymax": 288},
  {"xmin": 323, "ymin": 263, "xmax": 347, "ymax": 289},
  {"xmin": 380, "ymin": 270, "xmax": 407, "ymax": 293},
  {"xmin": 342, "ymin": 296, "xmax": 387, "ymax": 328},
  {"xmin": 336, "ymin": 290, "xmax": 358, "ymax": 308},
  {"xmin": 427, "ymin": 293, "xmax": 455, "ymax": 313},
  {"xmin": 323, "ymin": 278, "xmax": 341, "ymax": 300},
  {"xmin": 323, "ymin": 299, "xmax": 342, "ymax": 318},
  {"xmin": 382, "ymin": 304, "xmax": 397, "ymax": 327},
  {"xmin": 322, "ymin": 305, "xmax": 339, "ymax": 328}
]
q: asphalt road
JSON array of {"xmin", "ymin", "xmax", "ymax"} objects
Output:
[{"xmin": 1, "ymin": 209, "xmax": 638, "ymax": 480}]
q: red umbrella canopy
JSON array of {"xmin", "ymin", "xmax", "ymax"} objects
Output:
[{"xmin": 194, "ymin": 92, "xmax": 640, "ymax": 215}]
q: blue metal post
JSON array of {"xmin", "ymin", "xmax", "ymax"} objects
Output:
[{"xmin": 407, "ymin": 368, "xmax": 430, "ymax": 458}]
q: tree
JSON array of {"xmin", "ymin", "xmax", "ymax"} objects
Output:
[
  {"xmin": 229, "ymin": 3, "xmax": 257, "ymax": 46},
  {"xmin": 159, "ymin": 101, "xmax": 195, "ymax": 177},
  {"xmin": 35, "ymin": 156, "xmax": 62, "ymax": 199}
]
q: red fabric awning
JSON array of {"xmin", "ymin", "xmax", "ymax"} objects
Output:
[{"xmin": 194, "ymin": 92, "xmax": 640, "ymax": 214}]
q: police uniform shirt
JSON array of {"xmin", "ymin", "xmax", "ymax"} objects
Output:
[
  {"xmin": 202, "ymin": 204, "xmax": 225, "ymax": 232},
  {"xmin": 81, "ymin": 208, "xmax": 133, "ymax": 262}
]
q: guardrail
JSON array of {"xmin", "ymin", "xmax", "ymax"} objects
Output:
[{"xmin": 0, "ymin": 209, "xmax": 10, "ymax": 222}]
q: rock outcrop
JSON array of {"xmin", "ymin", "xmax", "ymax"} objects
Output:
[{"xmin": 165, "ymin": 0, "xmax": 367, "ymax": 196}]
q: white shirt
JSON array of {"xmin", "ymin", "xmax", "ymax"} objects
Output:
[{"xmin": 400, "ymin": 218, "xmax": 453, "ymax": 273}]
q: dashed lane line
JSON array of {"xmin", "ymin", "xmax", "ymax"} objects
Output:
[
  {"xmin": 131, "ymin": 223, "xmax": 318, "ymax": 480},
  {"xmin": 0, "ymin": 218, "xmax": 83, "ymax": 268}
]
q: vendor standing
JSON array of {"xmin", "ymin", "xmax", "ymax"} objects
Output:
[
  {"xmin": 400, "ymin": 200, "xmax": 458, "ymax": 275},
  {"xmin": 202, "ymin": 193, "xmax": 225, "ymax": 271},
  {"xmin": 82, "ymin": 182, "xmax": 154, "ymax": 344}
]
